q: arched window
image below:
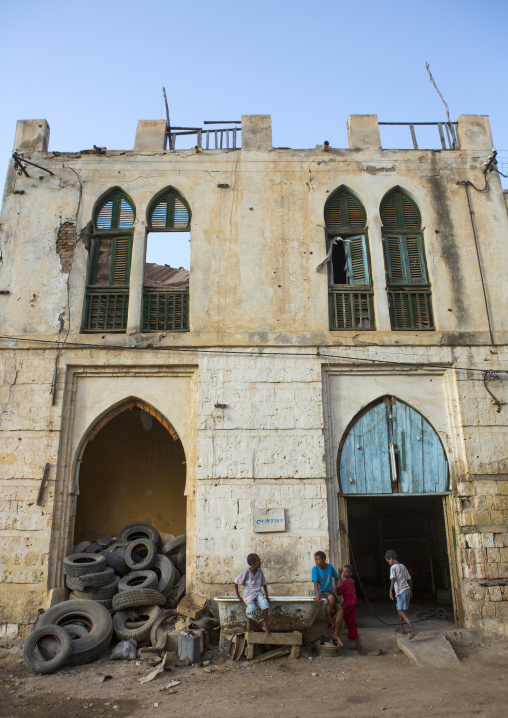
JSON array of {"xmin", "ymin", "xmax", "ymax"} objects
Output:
[
  {"xmin": 324, "ymin": 188, "xmax": 374, "ymax": 329},
  {"xmin": 95, "ymin": 190, "xmax": 135, "ymax": 231},
  {"xmin": 82, "ymin": 189, "xmax": 135, "ymax": 333},
  {"xmin": 148, "ymin": 189, "xmax": 191, "ymax": 231},
  {"xmin": 381, "ymin": 189, "xmax": 434, "ymax": 330},
  {"xmin": 143, "ymin": 187, "xmax": 191, "ymax": 332}
]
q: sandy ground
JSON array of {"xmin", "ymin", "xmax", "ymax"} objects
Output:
[{"xmin": 1, "ymin": 634, "xmax": 507, "ymax": 718}]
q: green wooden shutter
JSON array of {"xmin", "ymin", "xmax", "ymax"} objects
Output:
[
  {"xmin": 110, "ymin": 236, "xmax": 132, "ymax": 285},
  {"xmin": 404, "ymin": 235, "xmax": 427, "ymax": 283},
  {"xmin": 384, "ymin": 234, "xmax": 426, "ymax": 284},
  {"xmin": 347, "ymin": 235, "xmax": 370, "ymax": 284},
  {"xmin": 384, "ymin": 234, "xmax": 405, "ymax": 283}
]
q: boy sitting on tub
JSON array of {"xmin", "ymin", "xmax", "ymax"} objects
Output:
[{"xmin": 234, "ymin": 553, "xmax": 271, "ymax": 635}]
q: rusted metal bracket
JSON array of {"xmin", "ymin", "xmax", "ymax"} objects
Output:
[
  {"xmin": 12, "ymin": 152, "xmax": 54, "ymax": 176},
  {"xmin": 482, "ymin": 370, "xmax": 505, "ymax": 413},
  {"xmin": 36, "ymin": 463, "xmax": 51, "ymax": 506}
]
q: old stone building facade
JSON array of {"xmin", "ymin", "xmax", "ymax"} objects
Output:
[{"xmin": 0, "ymin": 113, "xmax": 507, "ymax": 637}]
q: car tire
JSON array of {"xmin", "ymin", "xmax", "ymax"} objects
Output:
[
  {"xmin": 36, "ymin": 599, "xmax": 113, "ymax": 666},
  {"xmin": 66, "ymin": 567, "xmax": 115, "ymax": 591},
  {"xmin": 117, "ymin": 524, "xmax": 161, "ymax": 550},
  {"xmin": 63, "ymin": 553, "xmax": 106, "ymax": 578},
  {"xmin": 68, "ymin": 577, "xmax": 119, "ymax": 601},
  {"xmin": 118, "ymin": 570, "xmax": 158, "ymax": 592},
  {"xmin": 100, "ymin": 549, "xmax": 129, "ymax": 576},
  {"xmin": 73, "ymin": 541, "xmax": 91, "ymax": 554},
  {"xmin": 68, "ymin": 593, "xmax": 113, "ymax": 610},
  {"xmin": 176, "ymin": 545, "xmax": 186, "ymax": 575},
  {"xmin": 23, "ymin": 625, "xmax": 72, "ymax": 674},
  {"xmin": 113, "ymin": 605, "xmax": 163, "ymax": 644},
  {"xmin": 151, "ymin": 555, "xmax": 179, "ymax": 595},
  {"xmin": 162, "ymin": 534, "xmax": 186, "ymax": 555},
  {"xmin": 125, "ymin": 539, "xmax": 157, "ymax": 571},
  {"xmin": 112, "ymin": 588, "xmax": 166, "ymax": 612}
]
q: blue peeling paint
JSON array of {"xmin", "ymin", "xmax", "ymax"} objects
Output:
[{"xmin": 340, "ymin": 399, "xmax": 448, "ymax": 495}]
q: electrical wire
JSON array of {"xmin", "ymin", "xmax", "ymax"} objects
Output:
[
  {"xmin": 49, "ymin": 163, "xmax": 83, "ymax": 403},
  {"xmin": 0, "ymin": 334, "xmax": 507, "ymax": 376}
]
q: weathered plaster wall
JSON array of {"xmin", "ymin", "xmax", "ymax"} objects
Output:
[
  {"xmin": 1, "ymin": 115, "xmax": 508, "ymax": 635},
  {"xmin": 1, "ymin": 125, "xmax": 508, "ymax": 345}
]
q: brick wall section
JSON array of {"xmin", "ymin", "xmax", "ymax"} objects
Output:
[{"xmin": 55, "ymin": 221, "xmax": 76, "ymax": 273}]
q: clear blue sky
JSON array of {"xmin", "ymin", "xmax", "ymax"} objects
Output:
[{"xmin": 1, "ymin": 0, "xmax": 506, "ymax": 189}]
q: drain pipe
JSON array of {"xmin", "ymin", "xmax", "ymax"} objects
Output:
[{"xmin": 457, "ymin": 179, "xmax": 494, "ymax": 345}]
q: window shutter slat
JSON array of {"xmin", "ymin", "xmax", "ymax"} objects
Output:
[
  {"xmin": 118, "ymin": 199, "xmax": 135, "ymax": 228},
  {"xmin": 96, "ymin": 200, "xmax": 114, "ymax": 230},
  {"xmin": 151, "ymin": 200, "xmax": 168, "ymax": 228},
  {"xmin": 149, "ymin": 191, "xmax": 190, "ymax": 230},
  {"xmin": 95, "ymin": 193, "xmax": 135, "ymax": 230},
  {"xmin": 111, "ymin": 237, "xmax": 131, "ymax": 285},
  {"xmin": 381, "ymin": 190, "xmax": 420, "ymax": 230},
  {"xmin": 405, "ymin": 235, "xmax": 426, "ymax": 283},
  {"xmin": 347, "ymin": 235, "xmax": 369, "ymax": 284},
  {"xmin": 325, "ymin": 190, "xmax": 365, "ymax": 231},
  {"xmin": 384, "ymin": 235, "xmax": 405, "ymax": 283},
  {"xmin": 401, "ymin": 195, "xmax": 420, "ymax": 228}
]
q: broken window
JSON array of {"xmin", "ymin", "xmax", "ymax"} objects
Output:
[
  {"xmin": 82, "ymin": 189, "xmax": 135, "ymax": 333},
  {"xmin": 142, "ymin": 187, "xmax": 191, "ymax": 332},
  {"xmin": 324, "ymin": 188, "xmax": 375, "ymax": 330},
  {"xmin": 381, "ymin": 189, "xmax": 434, "ymax": 330}
]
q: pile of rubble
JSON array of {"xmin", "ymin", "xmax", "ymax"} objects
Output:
[{"xmin": 22, "ymin": 524, "xmax": 218, "ymax": 674}]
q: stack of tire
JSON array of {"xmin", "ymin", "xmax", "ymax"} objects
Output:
[{"xmin": 23, "ymin": 525, "xmax": 186, "ymax": 674}]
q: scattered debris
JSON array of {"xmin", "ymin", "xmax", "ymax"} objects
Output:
[
  {"xmin": 93, "ymin": 672, "xmax": 112, "ymax": 682},
  {"xmin": 139, "ymin": 657, "xmax": 167, "ymax": 684},
  {"xmin": 111, "ymin": 640, "xmax": 137, "ymax": 660},
  {"xmin": 248, "ymin": 647, "xmax": 291, "ymax": 665}
]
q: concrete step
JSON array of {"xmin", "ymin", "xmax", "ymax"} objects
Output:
[{"xmin": 397, "ymin": 633, "xmax": 461, "ymax": 667}]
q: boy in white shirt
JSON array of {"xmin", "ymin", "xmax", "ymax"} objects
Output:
[{"xmin": 384, "ymin": 549, "xmax": 417, "ymax": 639}]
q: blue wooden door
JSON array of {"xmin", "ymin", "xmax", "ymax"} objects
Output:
[{"xmin": 340, "ymin": 399, "xmax": 448, "ymax": 495}]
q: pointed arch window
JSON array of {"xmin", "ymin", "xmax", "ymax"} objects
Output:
[
  {"xmin": 143, "ymin": 188, "xmax": 191, "ymax": 332},
  {"xmin": 381, "ymin": 189, "xmax": 434, "ymax": 330},
  {"xmin": 324, "ymin": 188, "xmax": 374, "ymax": 330},
  {"xmin": 82, "ymin": 190, "xmax": 135, "ymax": 333},
  {"xmin": 148, "ymin": 189, "xmax": 191, "ymax": 231}
]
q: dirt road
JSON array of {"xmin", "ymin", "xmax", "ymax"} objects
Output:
[{"xmin": 1, "ymin": 639, "xmax": 507, "ymax": 718}]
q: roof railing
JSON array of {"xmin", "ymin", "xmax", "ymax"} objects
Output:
[
  {"xmin": 165, "ymin": 122, "xmax": 241, "ymax": 151},
  {"xmin": 378, "ymin": 121, "xmax": 459, "ymax": 150}
]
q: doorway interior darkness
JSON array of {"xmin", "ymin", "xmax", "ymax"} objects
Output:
[{"xmin": 345, "ymin": 495, "xmax": 451, "ymax": 605}]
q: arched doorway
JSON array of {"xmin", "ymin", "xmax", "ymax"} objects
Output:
[
  {"xmin": 74, "ymin": 400, "xmax": 186, "ymax": 543},
  {"xmin": 338, "ymin": 396, "xmax": 453, "ymax": 610}
]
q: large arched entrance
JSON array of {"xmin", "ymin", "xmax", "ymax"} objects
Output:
[
  {"xmin": 338, "ymin": 396, "xmax": 454, "ymax": 611},
  {"xmin": 74, "ymin": 400, "xmax": 186, "ymax": 543}
]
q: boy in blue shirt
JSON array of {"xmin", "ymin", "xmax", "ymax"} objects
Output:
[{"xmin": 312, "ymin": 551, "xmax": 342, "ymax": 635}]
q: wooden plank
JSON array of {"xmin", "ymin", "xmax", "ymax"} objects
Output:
[
  {"xmin": 290, "ymin": 645, "xmax": 301, "ymax": 659},
  {"xmin": 443, "ymin": 495, "xmax": 464, "ymax": 627},
  {"xmin": 246, "ymin": 631, "xmax": 302, "ymax": 646},
  {"xmin": 248, "ymin": 647, "xmax": 291, "ymax": 665}
]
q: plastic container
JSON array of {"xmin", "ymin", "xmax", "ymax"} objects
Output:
[{"xmin": 178, "ymin": 630, "xmax": 201, "ymax": 664}]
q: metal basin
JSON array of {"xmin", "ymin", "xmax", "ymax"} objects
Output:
[{"xmin": 214, "ymin": 596, "xmax": 322, "ymax": 632}]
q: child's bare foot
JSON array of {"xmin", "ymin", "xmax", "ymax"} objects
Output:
[
  {"xmin": 263, "ymin": 624, "xmax": 271, "ymax": 636},
  {"xmin": 395, "ymin": 627, "xmax": 405, "ymax": 634}
]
